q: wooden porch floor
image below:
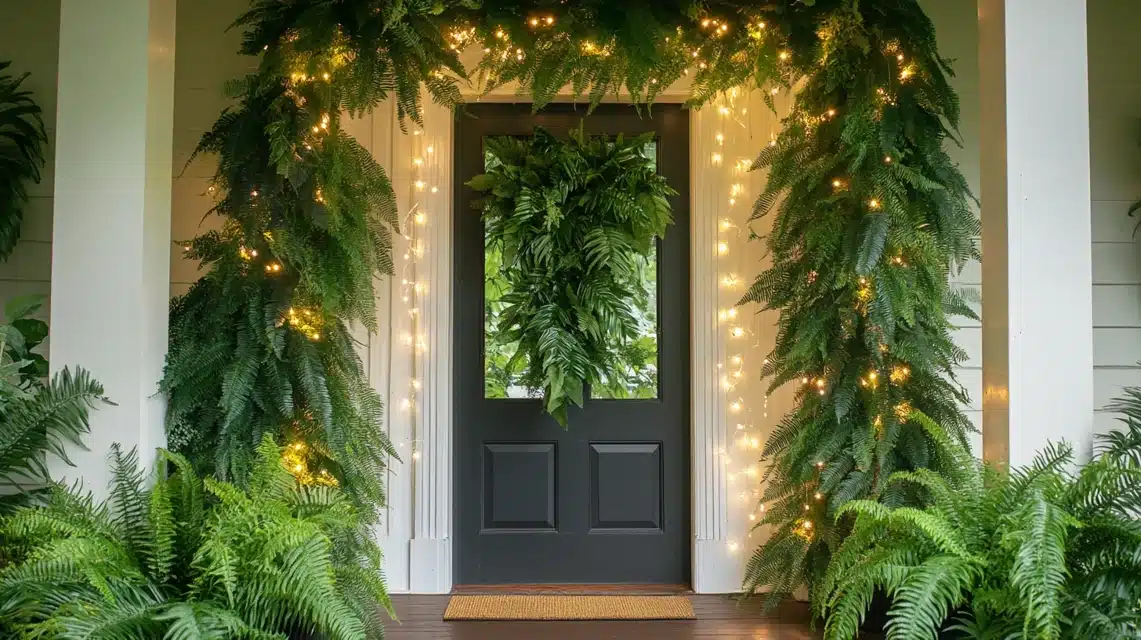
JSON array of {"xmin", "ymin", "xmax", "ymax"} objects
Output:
[{"xmin": 384, "ymin": 595, "xmax": 823, "ymax": 639}]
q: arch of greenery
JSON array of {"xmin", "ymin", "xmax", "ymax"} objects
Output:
[{"xmin": 162, "ymin": 0, "xmax": 977, "ymax": 608}]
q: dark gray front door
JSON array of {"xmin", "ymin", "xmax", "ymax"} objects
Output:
[{"xmin": 454, "ymin": 104, "xmax": 691, "ymax": 585}]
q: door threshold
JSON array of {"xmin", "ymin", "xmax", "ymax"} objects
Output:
[{"xmin": 451, "ymin": 584, "xmax": 693, "ymax": 596}]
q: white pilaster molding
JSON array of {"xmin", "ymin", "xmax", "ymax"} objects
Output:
[
  {"xmin": 377, "ymin": 96, "xmax": 454, "ymax": 594},
  {"xmin": 978, "ymin": 0, "xmax": 1094, "ymax": 467},
  {"xmin": 690, "ymin": 89, "xmax": 781, "ymax": 594},
  {"xmin": 341, "ymin": 108, "xmax": 411, "ymax": 591},
  {"xmin": 691, "ymin": 100, "xmax": 732, "ymax": 593},
  {"xmin": 409, "ymin": 99, "xmax": 454, "ymax": 594},
  {"xmin": 49, "ymin": 0, "xmax": 176, "ymax": 495}
]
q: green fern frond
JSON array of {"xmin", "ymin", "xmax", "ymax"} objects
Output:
[{"xmin": 2, "ymin": 435, "xmax": 389, "ymax": 638}]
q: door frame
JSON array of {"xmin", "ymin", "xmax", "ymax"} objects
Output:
[{"xmin": 398, "ymin": 95, "xmax": 748, "ymax": 594}]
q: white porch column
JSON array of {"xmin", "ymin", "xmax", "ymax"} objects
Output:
[
  {"xmin": 978, "ymin": 0, "xmax": 1094, "ymax": 467},
  {"xmin": 49, "ymin": 0, "xmax": 176, "ymax": 495}
]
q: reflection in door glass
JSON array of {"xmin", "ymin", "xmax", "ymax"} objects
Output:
[
  {"xmin": 483, "ymin": 144, "xmax": 539, "ymax": 399},
  {"xmin": 483, "ymin": 140, "xmax": 660, "ymax": 400},
  {"xmin": 593, "ymin": 141, "xmax": 659, "ymax": 399}
]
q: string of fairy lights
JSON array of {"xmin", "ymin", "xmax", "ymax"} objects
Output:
[
  {"xmin": 396, "ymin": 126, "xmax": 439, "ymax": 469},
  {"xmin": 711, "ymin": 87, "xmax": 777, "ymax": 556},
  {"xmin": 680, "ymin": 23, "xmax": 920, "ymax": 552},
  {"xmin": 219, "ymin": 10, "xmax": 927, "ymax": 564}
]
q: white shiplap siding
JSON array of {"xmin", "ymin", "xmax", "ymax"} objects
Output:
[
  {"xmin": 0, "ymin": 0, "xmax": 61, "ymax": 333},
  {"xmin": 1089, "ymin": 0, "xmax": 1141, "ymax": 436},
  {"xmin": 921, "ymin": 0, "xmax": 983, "ymax": 451}
]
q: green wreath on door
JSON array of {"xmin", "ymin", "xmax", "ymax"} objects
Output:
[{"xmin": 468, "ymin": 125, "xmax": 675, "ymax": 427}]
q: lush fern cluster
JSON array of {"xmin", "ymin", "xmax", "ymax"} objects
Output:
[
  {"xmin": 0, "ymin": 297, "xmax": 106, "ymax": 513},
  {"xmin": 819, "ymin": 411, "xmax": 1141, "ymax": 640},
  {"xmin": 1, "ymin": 436, "xmax": 390, "ymax": 639},
  {"xmin": 0, "ymin": 61, "xmax": 47, "ymax": 261},
  {"xmin": 736, "ymin": 1, "xmax": 979, "ymax": 604},
  {"xmin": 467, "ymin": 127, "xmax": 673, "ymax": 425}
]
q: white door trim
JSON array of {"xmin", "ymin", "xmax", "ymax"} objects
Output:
[{"xmin": 374, "ymin": 89, "xmax": 781, "ymax": 594}]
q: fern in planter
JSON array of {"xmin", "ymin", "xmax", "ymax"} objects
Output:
[
  {"xmin": 819, "ymin": 412, "xmax": 1141, "ymax": 640},
  {"xmin": 0, "ymin": 296, "xmax": 107, "ymax": 513},
  {"xmin": 0, "ymin": 435, "xmax": 390, "ymax": 639},
  {"xmin": 0, "ymin": 62, "xmax": 47, "ymax": 261},
  {"xmin": 468, "ymin": 127, "xmax": 674, "ymax": 426}
]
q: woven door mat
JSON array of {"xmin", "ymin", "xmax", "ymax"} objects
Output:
[{"xmin": 443, "ymin": 595, "xmax": 695, "ymax": 621}]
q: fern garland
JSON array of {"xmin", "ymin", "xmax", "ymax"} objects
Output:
[
  {"xmin": 467, "ymin": 127, "xmax": 674, "ymax": 426},
  {"xmin": 731, "ymin": 1, "xmax": 980, "ymax": 607},
  {"xmin": 163, "ymin": 0, "xmax": 470, "ymax": 515}
]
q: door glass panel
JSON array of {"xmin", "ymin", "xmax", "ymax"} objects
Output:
[
  {"xmin": 482, "ymin": 139, "xmax": 661, "ymax": 400},
  {"xmin": 484, "ymin": 143, "xmax": 540, "ymax": 399},
  {"xmin": 592, "ymin": 141, "xmax": 659, "ymax": 400}
]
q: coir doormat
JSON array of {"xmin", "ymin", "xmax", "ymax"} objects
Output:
[{"xmin": 443, "ymin": 594, "xmax": 695, "ymax": 621}]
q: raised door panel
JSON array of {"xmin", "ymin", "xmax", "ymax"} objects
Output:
[
  {"xmin": 589, "ymin": 443, "xmax": 663, "ymax": 531},
  {"xmin": 482, "ymin": 443, "xmax": 556, "ymax": 531}
]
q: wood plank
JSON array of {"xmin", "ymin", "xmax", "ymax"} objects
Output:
[
  {"xmin": 1094, "ymin": 328, "xmax": 1141, "ymax": 366},
  {"xmin": 1095, "ymin": 368, "xmax": 1141, "ymax": 409},
  {"xmin": 1094, "ymin": 285, "xmax": 1141, "ymax": 327},
  {"xmin": 1092, "ymin": 200, "xmax": 1141, "ymax": 243},
  {"xmin": 1094, "ymin": 243, "xmax": 1141, "ymax": 285}
]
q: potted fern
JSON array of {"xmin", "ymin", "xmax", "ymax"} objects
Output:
[
  {"xmin": 0, "ymin": 435, "xmax": 392, "ymax": 638},
  {"xmin": 819, "ymin": 412, "xmax": 1141, "ymax": 639},
  {"xmin": 0, "ymin": 296, "xmax": 106, "ymax": 515}
]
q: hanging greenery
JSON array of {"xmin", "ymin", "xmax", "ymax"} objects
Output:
[
  {"xmin": 168, "ymin": 0, "xmax": 975, "ymax": 629},
  {"xmin": 162, "ymin": 0, "xmax": 469, "ymax": 516},
  {"xmin": 736, "ymin": 1, "xmax": 979, "ymax": 609},
  {"xmin": 468, "ymin": 127, "xmax": 673, "ymax": 426},
  {"xmin": 0, "ymin": 62, "xmax": 47, "ymax": 261}
]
